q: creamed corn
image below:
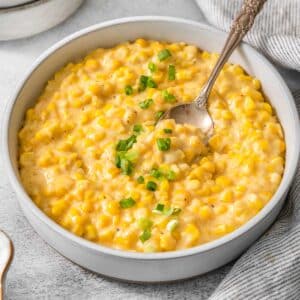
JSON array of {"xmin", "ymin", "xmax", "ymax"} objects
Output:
[{"xmin": 18, "ymin": 40, "xmax": 285, "ymax": 252}]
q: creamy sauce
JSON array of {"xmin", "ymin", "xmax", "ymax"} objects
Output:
[{"xmin": 18, "ymin": 40, "xmax": 285, "ymax": 252}]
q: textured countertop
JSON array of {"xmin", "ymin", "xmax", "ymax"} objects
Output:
[{"xmin": 1, "ymin": 0, "xmax": 299, "ymax": 299}]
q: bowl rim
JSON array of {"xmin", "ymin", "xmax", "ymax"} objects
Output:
[{"xmin": 2, "ymin": 16, "xmax": 300, "ymax": 260}]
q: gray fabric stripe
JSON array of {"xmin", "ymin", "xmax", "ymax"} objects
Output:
[{"xmin": 195, "ymin": 0, "xmax": 300, "ymax": 71}]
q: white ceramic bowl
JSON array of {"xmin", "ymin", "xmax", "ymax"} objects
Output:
[
  {"xmin": 2, "ymin": 17, "xmax": 300, "ymax": 283},
  {"xmin": 0, "ymin": 0, "xmax": 84, "ymax": 40}
]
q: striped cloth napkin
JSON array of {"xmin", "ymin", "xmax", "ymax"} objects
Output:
[
  {"xmin": 195, "ymin": 0, "xmax": 300, "ymax": 299},
  {"xmin": 196, "ymin": 0, "xmax": 300, "ymax": 71}
]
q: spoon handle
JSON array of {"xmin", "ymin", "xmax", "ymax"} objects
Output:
[{"xmin": 195, "ymin": 0, "xmax": 267, "ymax": 108}]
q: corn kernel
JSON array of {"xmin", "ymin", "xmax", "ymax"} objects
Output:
[
  {"xmin": 160, "ymin": 233, "xmax": 176, "ymax": 251},
  {"xmin": 198, "ymin": 205, "xmax": 212, "ymax": 220},
  {"xmin": 183, "ymin": 224, "xmax": 200, "ymax": 246},
  {"xmin": 85, "ymin": 224, "xmax": 97, "ymax": 240}
]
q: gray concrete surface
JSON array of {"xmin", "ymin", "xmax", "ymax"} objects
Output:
[{"xmin": 0, "ymin": 0, "xmax": 299, "ymax": 299}]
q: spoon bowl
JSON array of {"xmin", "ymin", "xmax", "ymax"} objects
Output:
[{"xmin": 163, "ymin": 102, "xmax": 214, "ymax": 137}]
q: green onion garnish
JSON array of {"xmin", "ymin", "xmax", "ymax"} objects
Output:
[
  {"xmin": 115, "ymin": 135, "xmax": 138, "ymax": 175},
  {"xmin": 152, "ymin": 203, "xmax": 165, "ymax": 214},
  {"xmin": 147, "ymin": 78, "xmax": 157, "ymax": 88},
  {"xmin": 150, "ymin": 168, "xmax": 163, "ymax": 179},
  {"xmin": 123, "ymin": 150, "xmax": 138, "ymax": 162},
  {"xmin": 139, "ymin": 98, "xmax": 153, "ymax": 109},
  {"xmin": 164, "ymin": 207, "xmax": 181, "ymax": 216},
  {"xmin": 146, "ymin": 181, "xmax": 157, "ymax": 191},
  {"xmin": 156, "ymin": 203, "xmax": 165, "ymax": 211},
  {"xmin": 157, "ymin": 138, "xmax": 171, "ymax": 151},
  {"xmin": 119, "ymin": 197, "xmax": 136, "ymax": 208},
  {"xmin": 116, "ymin": 135, "xmax": 137, "ymax": 151},
  {"xmin": 138, "ymin": 218, "xmax": 153, "ymax": 243},
  {"xmin": 152, "ymin": 204, "xmax": 181, "ymax": 216},
  {"xmin": 155, "ymin": 111, "xmax": 165, "ymax": 121},
  {"xmin": 163, "ymin": 128, "xmax": 172, "ymax": 134},
  {"xmin": 137, "ymin": 176, "xmax": 145, "ymax": 184},
  {"xmin": 162, "ymin": 90, "xmax": 176, "ymax": 103},
  {"xmin": 168, "ymin": 64, "xmax": 176, "ymax": 80},
  {"xmin": 115, "ymin": 150, "xmax": 137, "ymax": 175},
  {"xmin": 138, "ymin": 75, "xmax": 149, "ymax": 92},
  {"xmin": 158, "ymin": 49, "xmax": 172, "ymax": 61},
  {"xmin": 124, "ymin": 85, "xmax": 133, "ymax": 95},
  {"xmin": 138, "ymin": 75, "xmax": 157, "ymax": 91},
  {"xmin": 120, "ymin": 157, "xmax": 133, "ymax": 175},
  {"xmin": 148, "ymin": 62, "xmax": 157, "ymax": 73},
  {"xmin": 133, "ymin": 124, "xmax": 143, "ymax": 134},
  {"xmin": 138, "ymin": 218, "xmax": 153, "ymax": 230},
  {"xmin": 139, "ymin": 229, "xmax": 151, "ymax": 243},
  {"xmin": 166, "ymin": 170, "xmax": 176, "ymax": 181}
]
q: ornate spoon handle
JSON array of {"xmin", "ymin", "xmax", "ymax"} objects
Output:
[{"xmin": 195, "ymin": 0, "xmax": 267, "ymax": 108}]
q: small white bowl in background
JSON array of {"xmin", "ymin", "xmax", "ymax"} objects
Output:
[
  {"xmin": 0, "ymin": 0, "xmax": 84, "ymax": 40},
  {"xmin": 2, "ymin": 17, "xmax": 300, "ymax": 282}
]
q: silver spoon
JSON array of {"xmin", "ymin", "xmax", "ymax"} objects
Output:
[
  {"xmin": 162, "ymin": 0, "xmax": 267, "ymax": 137},
  {"xmin": 0, "ymin": 231, "xmax": 13, "ymax": 300}
]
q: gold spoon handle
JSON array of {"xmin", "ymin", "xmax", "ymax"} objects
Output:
[
  {"xmin": 195, "ymin": 0, "xmax": 267, "ymax": 108},
  {"xmin": 0, "ymin": 231, "xmax": 13, "ymax": 300},
  {"xmin": 0, "ymin": 284, "xmax": 3, "ymax": 300}
]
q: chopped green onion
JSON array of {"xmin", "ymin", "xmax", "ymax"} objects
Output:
[
  {"xmin": 116, "ymin": 150, "xmax": 137, "ymax": 168},
  {"xmin": 162, "ymin": 90, "xmax": 176, "ymax": 103},
  {"xmin": 124, "ymin": 150, "xmax": 138, "ymax": 162},
  {"xmin": 115, "ymin": 154, "xmax": 121, "ymax": 168},
  {"xmin": 166, "ymin": 219, "xmax": 179, "ymax": 232},
  {"xmin": 138, "ymin": 75, "xmax": 149, "ymax": 92},
  {"xmin": 116, "ymin": 135, "xmax": 137, "ymax": 151},
  {"xmin": 138, "ymin": 218, "xmax": 153, "ymax": 243},
  {"xmin": 168, "ymin": 64, "xmax": 176, "ymax": 80},
  {"xmin": 157, "ymin": 138, "xmax": 171, "ymax": 151},
  {"xmin": 119, "ymin": 197, "xmax": 136, "ymax": 208},
  {"xmin": 164, "ymin": 207, "xmax": 181, "ymax": 216},
  {"xmin": 148, "ymin": 62, "xmax": 157, "ymax": 73},
  {"xmin": 137, "ymin": 176, "xmax": 145, "ymax": 184},
  {"xmin": 166, "ymin": 170, "xmax": 176, "ymax": 181},
  {"xmin": 133, "ymin": 124, "xmax": 143, "ymax": 134},
  {"xmin": 115, "ymin": 135, "xmax": 138, "ymax": 175},
  {"xmin": 150, "ymin": 168, "xmax": 163, "ymax": 179},
  {"xmin": 163, "ymin": 128, "xmax": 172, "ymax": 134},
  {"xmin": 120, "ymin": 157, "xmax": 133, "ymax": 175},
  {"xmin": 139, "ymin": 229, "xmax": 151, "ymax": 243},
  {"xmin": 156, "ymin": 203, "xmax": 165, "ymax": 211},
  {"xmin": 124, "ymin": 85, "xmax": 133, "ymax": 95},
  {"xmin": 139, "ymin": 98, "xmax": 153, "ymax": 109},
  {"xmin": 138, "ymin": 75, "xmax": 157, "ymax": 91},
  {"xmin": 155, "ymin": 111, "xmax": 165, "ymax": 121},
  {"xmin": 146, "ymin": 181, "xmax": 157, "ymax": 191},
  {"xmin": 138, "ymin": 218, "xmax": 153, "ymax": 230},
  {"xmin": 152, "ymin": 203, "xmax": 165, "ymax": 214},
  {"xmin": 152, "ymin": 203, "xmax": 181, "ymax": 216},
  {"xmin": 115, "ymin": 151, "xmax": 136, "ymax": 175},
  {"xmin": 158, "ymin": 49, "xmax": 172, "ymax": 61},
  {"xmin": 147, "ymin": 77, "xmax": 157, "ymax": 88}
]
